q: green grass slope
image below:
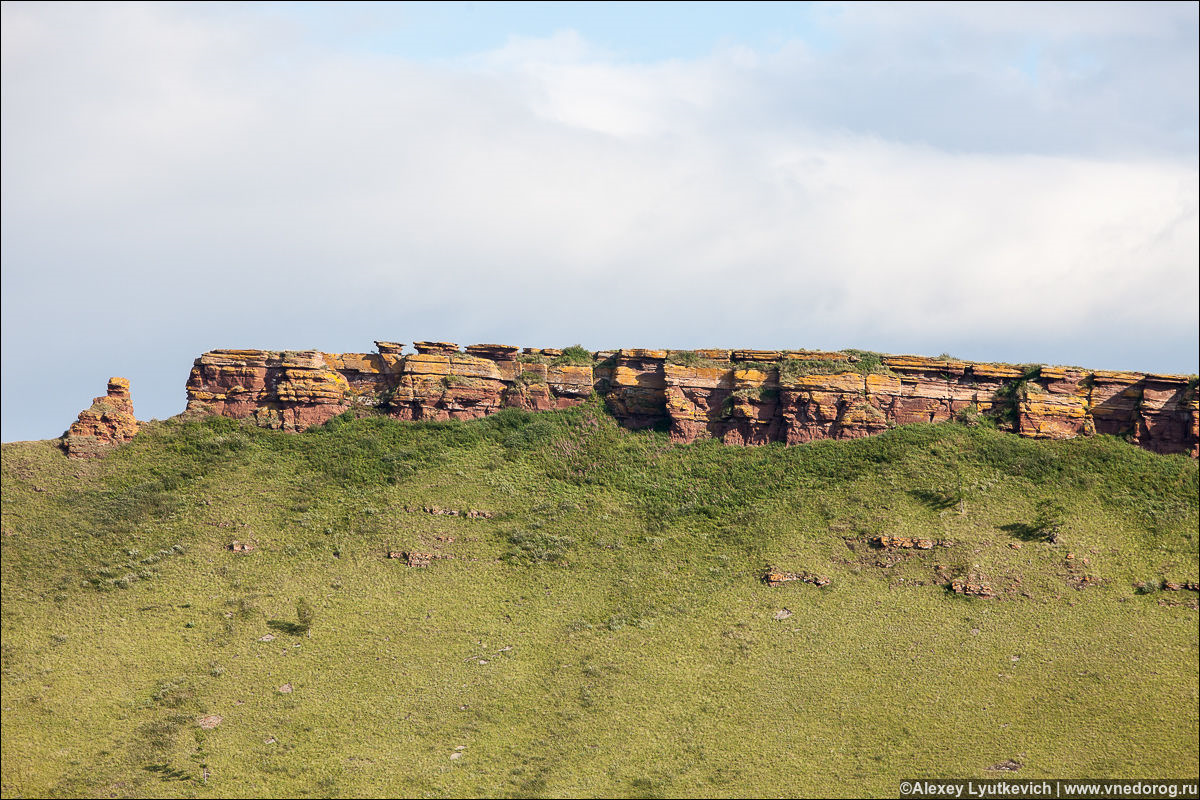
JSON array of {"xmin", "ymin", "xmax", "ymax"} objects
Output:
[{"xmin": 2, "ymin": 400, "xmax": 1198, "ymax": 798}]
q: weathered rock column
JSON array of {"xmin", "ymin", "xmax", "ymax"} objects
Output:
[{"xmin": 63, "ymin": 377, "xmax": 139, "ymax": 458}]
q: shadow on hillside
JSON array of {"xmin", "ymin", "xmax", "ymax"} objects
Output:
[
  {"xmin": 266, "ymin": 619, "xmax": 309, "ymax": 636},
  {"xmin": 999, "ymin": 521, "xmax": 1050, "ymax": 542},
  {"xmin": 907, "ymin": 488, "xmax": 959, "ymax": 511}
]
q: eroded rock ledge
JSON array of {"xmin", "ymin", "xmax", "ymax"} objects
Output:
[
  {"xmin": 63, "ymin": 377, "xmax": 139, "ymax": 458},
  {"xmin": 184, "ymin": 343, "xmax": 1199, "ymax": 457}
]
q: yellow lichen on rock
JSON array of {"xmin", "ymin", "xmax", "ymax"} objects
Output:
[
  {"xmin": 619, "ymin": 348, "xmax": 667, "ymax": 361},
  {"xmin": 613, "ymin": 365, "xmax": 666, "ymax": 390},
  {"xmin": 732, "ymin": 368, "xmax": 770, "ymax": 384}
]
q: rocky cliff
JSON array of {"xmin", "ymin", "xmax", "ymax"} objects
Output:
[
  {"xmin": 63, "ymin": 377, "xmax": 139, "ymax": 458},
  {"xmin": 182, "ymin": 342, "xmax": 1199, "ymax": 457}
]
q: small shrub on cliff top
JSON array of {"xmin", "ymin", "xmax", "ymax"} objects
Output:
[
  {"xmin": 552, "ymin": 345, "xmax": 594, "ymax": 367},
  {"xmin": 666, "ymin": 350, "xmax": 701, "ymax": 367},
  {"xmin": 777, "ymin": 359, "xmax": 847, "ymax": 380},
  {"xmin": 775, "ymin": 349, "xmax": 895, "ymax": 383},
  {"xmin": 841, "ymin": 349, "xmax": 890, "ymax": 374}
]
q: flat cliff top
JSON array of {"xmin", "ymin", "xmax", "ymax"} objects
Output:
[{"xmin": 194, "ymin": 342, "xmax": 1197, "ymax": 382}]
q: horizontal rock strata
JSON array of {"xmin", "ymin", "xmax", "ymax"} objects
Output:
[
  {"xmin": 63, "ymin": 377, "xmax": 139, "ymax": 458},
  {"xmin": 184, "ymin": 343, "xmax": 1198, "ymax": 457}
]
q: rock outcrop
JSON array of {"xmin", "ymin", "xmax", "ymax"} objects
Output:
[
  {"xmin": 63, "ymin": 377, "xmax": 139, "ymax": 458},
  {"xmin": 183, "ymin": 343, "xmax": 1199, "ymax": 457}
]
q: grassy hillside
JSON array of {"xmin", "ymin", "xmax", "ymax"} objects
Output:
[{"xmin": 2, "ymin": 399, "xmax": 1198, "ymax": 798}]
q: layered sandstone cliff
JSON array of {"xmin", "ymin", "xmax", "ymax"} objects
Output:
[
  {"xmin": 63, "ymin": 377, "xmax": 139, "ymax": 458},
  {"xmin": 183, "ymin": 343, "xmax": 1199, "ymax": 457}
]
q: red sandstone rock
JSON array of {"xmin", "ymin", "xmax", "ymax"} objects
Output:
[
  {"xmin": 390, "ymin": 352, "xmax": 508, "ymax": 421},
  {"xmin": 465, "ymin": 343, "xmax": 520, "ymax": 361},
  {"xmin": 951, "ymin": 577, "xmax": 996, "ymax": 598},
  {"xmin": 185, "ymin": 349, "xmax": 355, "ymax": 431},
  {"xmin": 63, "ymin": 378, "xmax": 139, "ymax": 458},
  {"xmin": 732, "ymin": 349, "xmax": 782, "ymax": 362},
  {"xmin": 405, "ymin": 552, "xmax": 433, "ymax": 567},
  {"xmin": 413, "ymin": 341, "xmax": 459, "ymax": 355},
  {"xmin": 374, "ymin": 341, "xmax": 406, "ymax": 356},
  {"xmin": 604, "ymin": 349, "xmax": 669, "ymax": 430},
  {"xmin": 179, "ymin": 343, "xmax": 1199, "ymax": 457}
]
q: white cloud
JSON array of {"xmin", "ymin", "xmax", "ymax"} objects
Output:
[
  {"xmin": 828, "ymin": 1, "xmax": 1195, "ymax": 40},
  {"xmin": 2, "ymin": 2, "xmax": 1196, "ymax": 440}
]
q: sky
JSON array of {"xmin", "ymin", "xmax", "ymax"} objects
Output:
[{"xmin": 2, "ymin": 1, "xmax": 1197, "ymax": 442}]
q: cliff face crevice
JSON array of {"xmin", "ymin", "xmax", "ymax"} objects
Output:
[{"xmin": 184, "ymin": 342, "xmax": 1199, "ymax": 457}]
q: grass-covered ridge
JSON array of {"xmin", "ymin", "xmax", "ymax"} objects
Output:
[{"xmin": 2, "ymin": 400, "xmax": 1198, "ymax": 797}]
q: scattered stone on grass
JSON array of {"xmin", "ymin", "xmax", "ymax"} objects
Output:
[
  {"xmin": 278, "ymin": 683, "xmax": 293, "ymax": 694},
  {"xmin": 773, "ymin": 608, "xmax": 793, "ymax": 621},
  {"xmin": 1162, "ymin": 580, "xmax": 1200, "ymax": 592},
  {"xmin": 987, "ymin": 759, "xmax": 1022, "ymax": 772},
  {"xmin": 258, "ymin": 634, "xmax": 275, "ymax": 642},
  {"xmin": 763, "ymin": 567, "xmax": 831, "ymax": 588},
  {"xmin": 951, "ymin": 577, "xmax": 996, "ymax": 598},
  {"xmin": 229, "ymin": 540, "xmax": 255, "ymax": 553},
  {"xmin": 870, "ymin": 536, "xmax": 950, "ymax": 550},
  {"xmin": 1157, "ymin": 596, "xmax": 1200, "ymax": 609},
  {"xmin": 405, "ymin": 552, "xmax": 432, "ymax": 568},
  {"xmin": 1065, "ymin": 573, "xmax": 1103, "ymax": 590},
  {"xmin": 413, "ymin": 505, "xmax": 494, "ymax": 519},
  {"xmin": 197, "ymin": 714, "xmax": 223, "ymax": 730}
]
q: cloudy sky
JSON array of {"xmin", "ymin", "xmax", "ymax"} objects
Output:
[{"xmin": 2, "ymin": 1, "xmax": 1197, "ymax": 442}]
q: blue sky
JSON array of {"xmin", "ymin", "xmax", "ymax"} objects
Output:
[
  {"xmin": 266, "ymin": 1, "xmax": 840, "ymax": 61},
  {"xmin": 2, "ymin": 1, "xmax": 1197, "ymax": 442}
]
